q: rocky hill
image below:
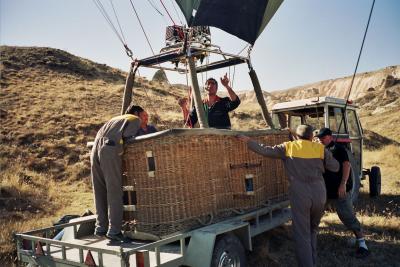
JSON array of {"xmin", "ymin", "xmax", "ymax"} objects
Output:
[
  {"xmin": 238, "ymin": 65, "xmax": 400, "ymax": 113},
  {"xmin": 237, "ymin": 65, "xmax": 400, "ymax": 141}
]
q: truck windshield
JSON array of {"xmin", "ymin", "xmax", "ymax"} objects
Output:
[
  {"xmin": 272, "ymin": 106, "xmax": 324, "ymax": 131},
  {"xmin": 328, "ymin": 107, "xmax": 347, "ymax": 134},
  {"xmin": 346, "ymin": 109, "xmax": 362, "ymax": 137}
]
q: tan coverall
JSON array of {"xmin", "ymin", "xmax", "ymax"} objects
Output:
[
  {"xmin": 90, "ymin": 114, "xmax": 140, "ymax": 235},
  {"xmin": 248, "ymin": 139, "xmax": 339, "ymax": 267}
]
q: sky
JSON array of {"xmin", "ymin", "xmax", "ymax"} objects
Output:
[{"xmin": 1, "ymin": 0, "xmax": 399, "ymax": 92}]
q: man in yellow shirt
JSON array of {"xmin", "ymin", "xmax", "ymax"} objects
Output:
[{"xmin": 238, "ymin": 125, "xmax": 339, "ymax": 267}]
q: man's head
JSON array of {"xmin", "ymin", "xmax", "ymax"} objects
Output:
[
  {"xmin": 315, "ymin": 127, "xmax": 333, "ymax": 145},
  {"xmin": 205, "ymin": 78, "xmax": 218, "ymax": 96},
  {"xmin": 126, "ymin": 105, "xmax": 149, "ymax": 127},
  {"xmin": 126, "ymin": 105, "xmax": 144, "ymax": 116},
  {"xmin": 296, "ymin": 124, "xmax": 314, "ymax": 140},
  {"xmin": 138, "ymin": 110, "xmax": 149, "ymax": 127}
]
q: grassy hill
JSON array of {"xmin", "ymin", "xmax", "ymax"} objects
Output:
[{"xmin": 1, "ymin": 46, "xmax": 399, "ymax": 266}]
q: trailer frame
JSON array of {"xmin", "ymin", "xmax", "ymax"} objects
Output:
[{"xmin": 16, "ymin": 200, "xmax": 290, "ymax": 267}]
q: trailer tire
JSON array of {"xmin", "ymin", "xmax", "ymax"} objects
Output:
[
  {"xmin": 211, "ymin": 233, "xmax": 246, "ymax": 267},
  {"xmin": 369, "ymin": 166, "xmax": 381, "ymax": 197}
]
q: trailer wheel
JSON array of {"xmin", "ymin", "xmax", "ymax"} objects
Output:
[
  {"xmin": 211, "ymin": 233, "xmax": 246, "ymax": 267},
  {"xmin": 369, "ymin": 166, "xmax": 381, "ymax": 197}
]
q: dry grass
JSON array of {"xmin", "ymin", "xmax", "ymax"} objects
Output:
[
  {"xmin": 0, "ymin": 162, "xmax": 93, "ymax": 263},
  {"xmin": 360, "ymin": 111, "xmax": 400, "ymax": 143}
]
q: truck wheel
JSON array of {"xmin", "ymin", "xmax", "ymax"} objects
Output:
[
  {"xmin": 369, "ymin": 166, "xmax": 381, "ymax": 197},
  {"xmin": 347, "ymin": 152, "xmax": 360, "ymax": 204},
  {"xmin": 211, "ymin": 233, "xmax": 246, "ymax": 267}
]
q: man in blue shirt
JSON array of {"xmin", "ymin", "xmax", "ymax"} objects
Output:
[
  {"xmin": 130, "ymin": 106, "xmax": 158, "ymax": 136},
  {"xmin": 178, "ymin": 74, "xmax": 240, "ymax": 129}
]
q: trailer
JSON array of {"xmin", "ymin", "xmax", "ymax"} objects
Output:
[{"xmin": 15, "ymin": 201, "xmax": 290, "ymax": 267}]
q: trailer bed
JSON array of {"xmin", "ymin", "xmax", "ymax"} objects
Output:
[{"xmin": 16, "ymin": 201, "xmax": 290, "ymax": 267}]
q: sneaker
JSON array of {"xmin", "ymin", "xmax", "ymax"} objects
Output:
[
  {"xmin": 355, "ymin": 247, "xmax": 370, "ymax": 258},
  {"xmin": 106, "ymin": 232, "xmax": 131, "ymax": 243},
  {"xmin": 94, "ymin": 230, "xmax": 107, "ymax": 237}
]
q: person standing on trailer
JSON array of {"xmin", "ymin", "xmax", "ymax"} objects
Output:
[
  {"xmin": 91, "ymin": 105, "xmax": 141, "ymax": 242},
  {"xmin": 178, "ymin": 73, "xmax": 240, "ymax": 129},
  {"xmin": 237, "ymin": 125, "xmax": 339, "ymax": 267},
  {"xmin": 316, "ymin": 127, "xmax": 369, "ymax": 258}
]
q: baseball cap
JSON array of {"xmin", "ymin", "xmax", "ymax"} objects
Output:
[{"xmin": 315, "ymin": 128, "xmax": 332, "ymax": 138}]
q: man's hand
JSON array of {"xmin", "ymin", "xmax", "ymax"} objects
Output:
[
  {"xmin": 220, "ymin": 73, "xmax": 230, "ymax": 87},
  {"xmin": 338, "ymin": 182, "xmax": 347, "ymax": 199},
  {"xmin": 178, "ymin": 98, "xmax": 188, "ymax": 108},
  {"xmin": 220, "ymin": 73, "xmax": 238, "ymax": 101}
]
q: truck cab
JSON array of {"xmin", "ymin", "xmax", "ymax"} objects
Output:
[{"xmin": 271, "ymin": 96, "xmax": 380, "ymax": 201}]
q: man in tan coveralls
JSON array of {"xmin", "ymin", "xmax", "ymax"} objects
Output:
[
  {"xmin": 238, "ymin": 125, "xmax": 339, "ymax": 266},
  {"xmin": 91, "ymin": 106, "xmax": 141, "ymax": 242}
]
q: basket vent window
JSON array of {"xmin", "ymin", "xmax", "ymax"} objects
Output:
[
  {"xmin": 146, "ymin": 151, "xmax": 155, "ymax": 177},
  {"xmin": 245, "ymin": 174, "xmax": 254, "ymax": 195},
  {"xmin": 123, "ymin": 190, "xmax": 137, "ymax": 205}
]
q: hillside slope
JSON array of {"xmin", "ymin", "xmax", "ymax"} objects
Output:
[{"xmin": 237, "ymin": 66, "xmax": 400, "ymax": 140}]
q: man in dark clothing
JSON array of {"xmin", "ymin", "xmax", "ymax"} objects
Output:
[
  {"xmin": 130, "ymin": 105, "xmax": 158, "ymax": 136},
  {"xmin": 316, "ymin": 127, "xmax": 369, "ymax": 258},
  {"xmin": 90, "ymin": 105, "xmax": 141, "ymax": 242},
  {"xmin": 178, "ymin": 74, "xmax": 240, "ymax": 129},
  {"xmin": 238, "ymin": 125, "xmax": 339, "ymax": 267}
]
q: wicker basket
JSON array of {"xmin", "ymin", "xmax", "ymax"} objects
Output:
[{"xmin": 122, "ymin": 128, "xmax": 289, "ymax": 237}]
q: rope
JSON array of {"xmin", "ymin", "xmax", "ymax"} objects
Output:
[
  {"xmin": 228, "ymin": 66, "xmax": 231, "ymax": 87},
  {"xmin": 146, "ymin": 0, "xmax": 164, "ymax": 17},
  {"xmin": 135, "ymin": 68, "xmax": 164, "ymax": 127},
  {"xmin": 237, "ymin": 44, "xmax": 249, "ymax": 56},
  {"xmin": 232, "ymin": 66, "xmax": 236, "ymax": 90},
  {"xmin": 129, "ymin": 0, "xmax": 156, "ymax": 56},
  {"xmin": 159, "ymin": 0, "xmax": 176, "ymax": 25},
  {"xmin": 93, "ymin": 0, "xmax": 134, "ymax": 59},
  {"xmin": 93, "ymin": 0, "xmax": 125, "ymax": 45},
  {"xmin": 109, "ymin": 0, "xmax": 127, "ymax": 43},
  {"xmin": 146, "ymin": 0, "xmax": 169, "ymax": 25},
  {"xmin": 128, "ymin": 0, "xmax": 171, "ymax": 128},
  {"xmin": 184, "ymin": 61, "xmax": 193, "ymax": 128},
  {"xmin": 336, "ymin": 0, "xmax": 375, "ymax": 140},
  {"xmin": 169, "ymin": 0, "xmax": 184, "ymax": 25}
]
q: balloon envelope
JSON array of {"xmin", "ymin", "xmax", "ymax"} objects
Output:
[{"xmin": 175, "ymin": 0, "xmax": 284, "ymax": 45}]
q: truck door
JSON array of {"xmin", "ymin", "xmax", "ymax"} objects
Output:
[{"xmin": 345, "ymin": 109, "xmax": 363, "ymax": 178}]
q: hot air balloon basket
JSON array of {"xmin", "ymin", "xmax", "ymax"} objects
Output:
[{"xmin": 122, "ymin": 128, "xmax": 289, "ymax": 238}]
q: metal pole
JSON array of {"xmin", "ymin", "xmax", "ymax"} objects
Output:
[
  {"xmin": 121, "ymin": 64, "xmax": 136, "ymax": 115},
  {"xmin": 249, "ymin": 68, "xmax": 275, "ymax": 129},
  {"xmin": 187, "ymin": 56, "xmax": 209, "ymax": 128}
]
